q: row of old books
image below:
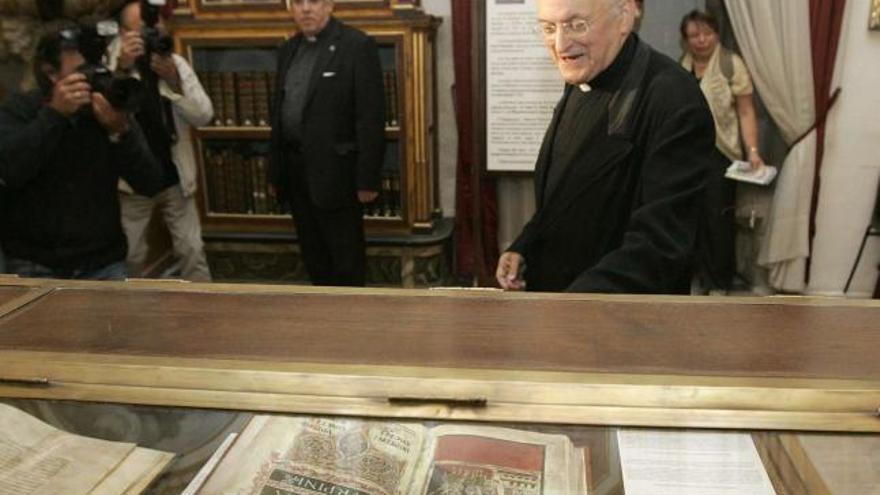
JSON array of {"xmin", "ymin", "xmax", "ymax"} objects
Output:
[
  {"xmin": 200, "ymin": 71, "xmax": 275, "ymax": 128},
  {"xmin": 365, "ymin": 174, "xmax": 402, "ymax": 218},
  {"xmin": 198, "ymin": 69, "xmax": 401, "ymax": 128},
  {"xmin": 204, "ymin": 148, "xmax": 400, "ymax": 218},
  {"xmin": 204, "ymin": 148, "xmax": 282, "ymax": 215},
  {"xmin": 383, "ymin": 69, "xmax": 399, "ymax": 127}
]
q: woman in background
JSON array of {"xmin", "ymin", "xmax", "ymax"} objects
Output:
[{"xmin": 680, "ymin": 9, "xmax": 765, "ymax": 293}]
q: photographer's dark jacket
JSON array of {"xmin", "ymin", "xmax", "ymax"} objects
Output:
[
  {"xmin": 0, "ymin": 90, "xmax": 163, "ymax": 271},
  {"xmin": 509, "ymin": 35, "xmax": 715, "ymax": 294}
]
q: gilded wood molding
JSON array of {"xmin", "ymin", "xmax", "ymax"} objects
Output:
[{"xmin": 871, "ymin": 0, "xmax": 880, "ymax": 30}]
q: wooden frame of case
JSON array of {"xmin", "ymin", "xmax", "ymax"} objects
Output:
[
  {"xmin": 172, "ymin": 12, "xmax": 438, "ymax": 237},
  {"xmin": 1, "ymin": 278, "xmax": 879, "ymax": 434}
]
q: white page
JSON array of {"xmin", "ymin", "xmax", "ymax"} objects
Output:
[
  {"xmin": 0, "ymin": 404, "xmax": 170, "ymax": 495},
  {"xmin": 617, "ymin": 429, "xmax": 776, "ymax": 495}
]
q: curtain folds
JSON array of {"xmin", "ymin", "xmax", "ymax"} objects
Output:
[
  {"xmin": 726, "ymin": 0, "xmax": 846, "ymax": 291},
  {"xmin": 451, "ymin": 0, "xmax": 498, "ymax": 283},
  {"xmin": 805, "ymin": 0, "xmax": 847, "ymax": 281},
  {"xmin": 725, "ymin": 0, "xmax": 816, "ymax": 292}
]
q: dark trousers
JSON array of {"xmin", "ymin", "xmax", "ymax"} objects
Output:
[
  {"xmin": 288, "ymin": 169, "xmax": 366, "ymax": 287},
  {"xmin": 696, "ymin": 148, "xmax": 737, "ymax": 290}
]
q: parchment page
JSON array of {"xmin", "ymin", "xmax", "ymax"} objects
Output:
[
  {"xmin": 617, "ymin": 429, "xmax": 775, "ymax": 495},
  {"xmin": 198, "ymin": 415, "xmax": 428, "ymax": 495},
  {"xmin": 0, "ymin": 404, "xmax": 157, "ymax": 495},
  {"xmin": 92, "ymin": 445, "xmax": 176, "ymax": 495}
]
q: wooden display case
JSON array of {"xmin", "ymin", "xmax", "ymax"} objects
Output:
[
  {"xmin": 0, "ymin": 278, "xmax": 879, "ymax": 493},
  {"xmin": 0, "ymin": 278, "xmax": 878, "ymax": 431},
  {"xmin": 167, "ymin": 3, "xmax": 444, "ymax": 285}
]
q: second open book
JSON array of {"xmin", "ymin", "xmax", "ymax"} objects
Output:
[{"xmin": 197, "ymin": 414, "xmax": 587, "ymax": 495}]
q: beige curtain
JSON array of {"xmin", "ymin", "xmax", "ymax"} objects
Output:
[{"xmin": 725, "ymin": 0, "xmax": 816, "ymax": 293}]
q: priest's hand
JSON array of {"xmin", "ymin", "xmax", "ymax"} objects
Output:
[{"xmin": 496, "ymin": 251, "xmax": 526, "ymax": 291}]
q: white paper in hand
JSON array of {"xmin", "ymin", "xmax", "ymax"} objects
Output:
[{"xmin": 725, "ymin": 161, "xmax": 778, "ymax": 186}]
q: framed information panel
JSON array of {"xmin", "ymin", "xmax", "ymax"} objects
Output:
[{"xmin": 484, "ymin": 0, "xmax": 559, "ymax": 173}]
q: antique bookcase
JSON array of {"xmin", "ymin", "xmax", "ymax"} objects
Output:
[
  {"xmin": 168, "ymin": 1, "xmax": 445, "ymax": 286},
  {"xmin": 1, "ymin": 278, "xmax": 878, "ymax": 493}
]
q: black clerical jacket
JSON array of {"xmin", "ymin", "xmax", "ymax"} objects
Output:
[
  {"xmin": 269, "ymin": 18, "xmax": 385, "ymax": 209},
  {"xmin": 509, "ymin": 37, "xmax": 715, "ymax": 294}
]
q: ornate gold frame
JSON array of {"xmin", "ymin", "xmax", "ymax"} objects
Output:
[
  {"xmin": 871, "ymin": 0, "xmax": 880, "ymax": 30},
  {"xmin": 195, "ymin": 0, "xmax": 288, "ymax": 13}
]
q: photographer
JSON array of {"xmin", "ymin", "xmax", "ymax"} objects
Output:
[
  {"xmin": 0, "ymin": 26, "xmax": 163, "ymax": 280},
  {"xmin": 109, "ymin": 0, "xmax": 214, "ymax": 282}
]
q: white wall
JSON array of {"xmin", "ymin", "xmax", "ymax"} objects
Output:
[
  {"xmin": 638, "ymin": 0, "xmax": 702, "ymax": 58},
  {"xmin": 422, "ymin": 0, "xmax": 458, "ymax": 216},
  {"xmin": 809, "ymin": 0, "xmax": 880, "ymax": 297}
]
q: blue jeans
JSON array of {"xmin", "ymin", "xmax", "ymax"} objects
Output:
[{"xmin": 5, "ymin": 258, "xmax": 128, "ymax": 281}]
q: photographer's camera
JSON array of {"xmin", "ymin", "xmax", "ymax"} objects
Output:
[
  {"xmin": 59, "ymin": 21, "xmax": 143, "ymax": 113},
  {"xmin": 140, "ymin": 0, "xmax": 174, "ymax": 58}
]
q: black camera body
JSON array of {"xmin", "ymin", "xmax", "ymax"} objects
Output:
[
  {"xmin": 140, "ymin": 0, "xmax": 173, "ymax": 58},
  {"xmin": 142, "ymin": 26, "xmax": 174, "ymax": 57},
  {"xmin": 79, "ymin": 63, "xmax": 143, "ymax": 113},
  {"xmin": 60, "ymin": 21, "xmax": 143, "ymax": 112}
]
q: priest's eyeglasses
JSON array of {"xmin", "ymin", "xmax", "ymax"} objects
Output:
[{"xmin": 535, "ymin": 19, "xmax": 593, "ymax": 39}]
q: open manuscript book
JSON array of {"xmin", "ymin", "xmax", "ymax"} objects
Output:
[
  {"xmin": 197, "ymin": 415, "xmax": 587, "ymax": 495},
  {"xmin": 0, "ymin": 403, "xmax": 174, "ymax": 495}
]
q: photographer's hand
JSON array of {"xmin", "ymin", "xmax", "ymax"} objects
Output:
[
  {"xmin": 91, "ymin": 93, "xmax": 131, "ymax": 136},
  {"xmin": 118, "ymin": 31, "xmax": 145, "ymax": 71},
  {"xmin": 150, "ymin": 54, "xmax": 182, "ymax": 94},
  {"xmin": 49, "ymin": 73, "xmax": 91, "ymax": 117}
]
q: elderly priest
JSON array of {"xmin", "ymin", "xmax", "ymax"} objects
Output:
[{"xmin": 496, "ymin": 0, "xmax": 715, "ymax": 294}]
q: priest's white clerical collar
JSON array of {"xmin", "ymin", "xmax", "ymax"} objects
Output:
[
  {"xmin": 578, "ymin": 83, "xmax": 592, "ymax": 93},
  {"xmin": 306, "ymin": 35, "xmax": 318, "ymax": 43}
]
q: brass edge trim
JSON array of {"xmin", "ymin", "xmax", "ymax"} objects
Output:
[
  {"xmin": 778, "ymin": 434, "xmax": 834, "ymax": 494},
  {"xmin": 2, "ymin": 383, "xmax": 878, "ymax": 433},
  {"xmin": 0, "ymin": 278, "xmax": 45, "ymax": 288},
  {"xmin": 0, "ymin": 377, "xmax": 51, "ymax": 387},
  {"xmin": 9, "ymin": 278, "xmax": 879, "ymax": 307},
  {"xmin": 2, "ymin": 351, "xmax": 878, "ymax": 389},
  {"xmin": 3, "ymin": 350, "xmax": 878, "ymax": 389},
  {"xmin": 752, "ymin": 432, "xmax": 807, "ymax": 495},
  {"xmin": 2, "ymin": 354, "xmax": 878, "ymax": 418}
]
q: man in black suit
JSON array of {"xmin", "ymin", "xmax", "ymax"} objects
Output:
[
  {"xmin": 269, "ymin": 0, "xmax": 385, "ymax": 286},
  {"xmin": 496, "ymin": 0, "xmax": 714, "ymax": 294}
]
